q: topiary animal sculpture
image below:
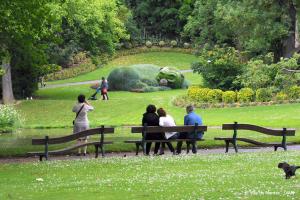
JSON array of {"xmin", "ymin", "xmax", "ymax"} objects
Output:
[{"xmin": 156, "ymin": 67, "xmax": 185, "ymax": 89}]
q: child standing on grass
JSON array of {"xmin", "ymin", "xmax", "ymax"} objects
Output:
[{"xmin": 72, "ymin": 94, "xmax": 94, "ymax": 156}]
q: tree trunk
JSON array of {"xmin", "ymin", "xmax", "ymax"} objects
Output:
[
  {"xmin": 282, "ymin": 0, "xmax": 298, "ymax": 58},
  {"xmin": 2, "ymin": 57, "xmax": 15, "ymax": 104}
]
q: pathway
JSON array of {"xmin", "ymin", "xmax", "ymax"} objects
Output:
[{"xmin": 1, "ymin": 145, "xmax": 299, "ymax": 164}]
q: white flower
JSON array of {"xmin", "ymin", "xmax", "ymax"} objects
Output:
[{"xmin": 36, "ymin": 178, "xmax": 44, "ymax": 182}]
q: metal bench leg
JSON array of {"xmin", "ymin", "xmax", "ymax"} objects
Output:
[
  {"xmin": 39, "ymin": 155, "xmax": 43, "ymax": 161},
  {"xmin": 135, "ymin": 143, "xmax": 140, "ymax": 155},
  {"xmin": 95, "ymin": 145, "xmax": 99, "ymax": 158},
  {"xmin": 100, "ymin": 144, "xmax": 105, "ymax": 157},
  {"xmin": 186, "ymin": 142, "xmax": 190, "ymax": 154},
  {"xmin": 274, "ymin": 145, "xmax": 278, "ymax": 151},
  {"xmin": 233, "ymin": 141, "xmax": 238, "ymax": 153},
  {"xmin": 225, "ymin": 141, "xmax": 230, "ymax": 153}
]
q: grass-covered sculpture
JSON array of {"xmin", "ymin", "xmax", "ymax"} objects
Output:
[
  {"xmin": 107, "ymin": 64, "xmax": 186, "ymax": 92},
  {"xmin": 156, "ymin": 67, "xmax": 185, "ymax": 89}
]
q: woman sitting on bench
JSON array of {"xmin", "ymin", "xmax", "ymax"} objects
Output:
[{"xmin": 157, "ymin": 108, "xmax": 178, "ymax": 155}]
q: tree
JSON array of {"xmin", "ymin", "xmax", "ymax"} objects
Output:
[
  {"xmin": 0, "ymin": 0, "xmax": 60, "ymax": 104},
  {"xmin": 185, "ymin": 0, "xmax": 300, "ymax": 62}
]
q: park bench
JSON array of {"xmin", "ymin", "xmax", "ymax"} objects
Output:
[
  {"xmin": 28, "ymin": 126, "xmax": 114, "ymax": 161},
  {"xmin": 125, "ymin": 123, "xmax": 207, "ymax": 155},
  {"xmin": 214, "ymin": 122, "xmax": 296, "ymax": 153}
]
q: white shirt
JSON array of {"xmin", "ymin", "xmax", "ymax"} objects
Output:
[
  {"xmin": 72, "ymin": 103, "xmax": 94, "ymax": 126},
  {"xmin": 159, "ymin": 115, "xmax": 177, "ymax": 139}
]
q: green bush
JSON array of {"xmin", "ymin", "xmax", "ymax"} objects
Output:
[
  {"xmin": 45, "ymin": 59, "xmax": 97, "ymax": 81},
  {"xmin": 0, "ymin": 105, "xmax": 22, "ymax": 132},
  {"xmin": 287, "ymin": 85, "xmax": 300, "ymax": 100},
  {"xmin": 276, "ymin": 92, "xmax": 288, "ymax": 101},
  {"xmin": 145, "ymin": 41, "xmax": 152, "ymax": 48},
  {"xmin": 170, "ymin": 40, "xmax": 177, "ymax": 47},
  {"xmin": 183, "ymin": 42, "xmax": 190, "ymax": 49},
  {"xmin": 222, "ymin": 91, "xmax": 237, "ymax": 103},
  {"xmin": 237, "ymin": 88, "xmax": 255, "ymax": 103},
  {"xmin": 158, "ymin": 41, "xmax": 165, "ymax": 47},
  {"xmin": 256, "ymin": 88, "xmax": 273, "ymax": 102},
  {"xmin": 207, "ymin": 89, "xmax": 223, "ymax": 103},
  {"xmin": 192, "ymin": 46, "xmax": 244, "ymax": 90}
]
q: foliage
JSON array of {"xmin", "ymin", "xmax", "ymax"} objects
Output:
[
  {"xmin": 0, "ymin": 68, "xmax": 4, "ymax": 76},
  {"xmin": 183, "ymin": 42, "xmax": 190, "ymax": 49},
  {"xmin": 241, "ymin": 53, "xmax": 300, "ymax": 91},
  {"xmin": 124, "ymin": 0, "xmax": 194, "ymax": 38},
  {"xmin": 36, "ymin": 64, "xmax": 61, "ymax": 77},
  {"xmin": 145, "ymin": 41, "xmax": 152, "ymax": 48},
  {"xmin": 207, "ymin": 89, "xmax": 223, "ymax": 103},
  {"xmin": 170, "ymin": 40, "xmax": 178, "ymax": 47},
  {"xmin": 184, "ymin": 0, "xmax": 293, "ymax": 61},
  {"xmin": 287, "ymin": 85, "xmax": 300, "ymax": 100},
  {"xmin": 45, "ymin": 59, "xmax": 97, "ymax": 81},
  {"xmin": 0, "ymin": 105, "xmax": 22, "ymax": 132},
  {"xmin": 156, "ymin": 67, "xmax": 185, "ymax": 89},
  {"xmin": 107, "ymin": 64, "xmax": 164, "ymax": 91},
  {"xmin": 192, "ymin": 46, "xmax": 244, "ymax": 90},
  {"xmin": 158, "ymin": 41, "xmax": 165, "ymax": 47},
  {"xmin": 276, "ymin": 92, "xmax": 288, "ymax": 101},
  {"xmin": 237, "ymin": 88, "xmax": 255, "ymax": 103},
  {"xmin": 256, "ymin": 88, "xmax": 273, "ymax": 102},
  {"xmin": 222, "ymin": 91, "xmax": 236, "ymax": 103}
]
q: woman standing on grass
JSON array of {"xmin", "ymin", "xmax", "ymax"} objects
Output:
[{"xmin": 72, "ymin": 94, "xmax": 94, "ymax": 156}]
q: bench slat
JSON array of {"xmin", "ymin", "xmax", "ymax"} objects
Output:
[
  {"xmin": 32, "ymin": 127, "xmax": 114, "ymax": 145},
  {"xmin": 222, "ymin": 124, "xmax": 295, "ymax": 136},
  {"xmin": 28, "ymin": 141, "xmax": 113, "ymax": 155},
  {"xmin": 131, "ymin": 125, "xmax": 207, "ymax": 133}
]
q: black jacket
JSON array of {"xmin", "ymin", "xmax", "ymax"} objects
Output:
[{"xmin": 142, "ymin": 112, "xmax": 159, "ymax": 126}]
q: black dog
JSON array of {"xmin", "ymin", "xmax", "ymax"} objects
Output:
[{"xmin": 278, "ymin": 162, "xmax": 300, "ymax": 179}]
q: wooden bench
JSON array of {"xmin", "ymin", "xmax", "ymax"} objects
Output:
[
  {"xmin": 125, "ymin": 124, "xmax": 207, "ymax": 155},
  {"xmin": 214, "ymin": 122, "xmax": 296, "ymax": 153},
  {"xmin": 28, "ymin": 126, "xmax": 114, "ymax": 161}
]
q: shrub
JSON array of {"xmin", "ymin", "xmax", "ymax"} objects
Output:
[
  {"xmin": 207, "ymin": 89, "xmax": 223, "ymax": 103},
  {"xmin": 192, "ymin": 46, "xmax": 244, "ymax": 90},
  {"xmin": 237, "ymin": 88, "xmax": 255, "ymax": 103},
  {"xmin": 170, "ymin": 40, "xmax": 177, "ymax": 48},
  {"xmin": 45, "ymin": 59, "xmax": 97, "ymax": 81},
  {"xmin": 287, "ymin": 85, "xmax": 300, "ymax": 100},
  {"xmin": 187, "ymin": 86, "xmax": 201, "ymax": 100},
  {"xmin": 256, "ymin": 88, "xmax": 273, "ymax": 102},
  {"xmin": 276, "ymin": 92, "xmax": 288, "ymax": 101},
  {"xmin": 145, "ymin": 41, "xmax": 152, "ymax": 48},
  {"xmin": 158, "ymin": 41, "xmax": 165, "ymax": 47},
  {"xmin": 0, "ymin": 105, "xmax": 22, "ymax": 132},
  {"xmin": 222, "ymin": 91, "xmax": 236, "ymax": 103},
  {"xmin": 183, "ymin": 42, "xmax": 190, "ymax": 49}
]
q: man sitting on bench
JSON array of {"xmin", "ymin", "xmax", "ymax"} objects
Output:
[{"xmin": 176, "ymin": 105, "xmax": 203, "ymax": 154}]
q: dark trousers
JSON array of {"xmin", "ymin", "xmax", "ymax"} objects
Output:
[
  {"xmin": 161, "ymin": 142, "xmax": 175, "ymax": 153},
  {"xmin": 102, "ymin": 93, "xmax": 109, "ymax": 100},
  {"xmin": 145, "ymin": 133, "xmax": 164, "ymax": 155},
  {"xmin": 176, "ymin": 132, "xmax": 197, "ymax": 154}
]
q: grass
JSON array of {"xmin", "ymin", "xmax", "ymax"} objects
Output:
[
  {"xmin": 1, "ymin": 151, "xmax": 299, "ymax": 199},
  {"xmin": 46, "ymin": 52, "xmax": 199, "ymax": 85}
]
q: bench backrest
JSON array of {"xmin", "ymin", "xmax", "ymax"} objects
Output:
[
  {"xmin": 32, "ymin": 126, "xmax": 114, "ymax": 145},
  {"xmin": 222, "ymin": 123, "xmax": 295, "ymax": 136},
  {"xmin": 131, "ymin": 125, "xmax": 207, "ymax": 134}
]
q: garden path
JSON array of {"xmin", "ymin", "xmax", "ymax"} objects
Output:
[
  {"xmin": 1, "ymin": 144, "xmax": 299, "ymax": 164},
  {"xmin": 40, "ymin": 70, "xmax": 193, "ymax": 89}
]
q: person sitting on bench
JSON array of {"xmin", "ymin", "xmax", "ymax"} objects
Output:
[
  {"xmin": 176, "ymin": 105, "xmax": 203, "ymax": 154},
  {"xmin": 157, "ymin": 107, "xmax": 178, "ymax": 155}
]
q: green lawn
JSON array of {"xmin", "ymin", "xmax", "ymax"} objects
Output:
[
  {"xmin": 1, "ymin": 151, "xmax": 299, "ymax": 199},
  {"xmin": 46, "ymin": 52, "xmax": 199, "ymax": 85}
]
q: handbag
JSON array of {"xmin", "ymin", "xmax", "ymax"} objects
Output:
[{"xmin": 73, "ymin": 104, "xmax": 84, "ymax": 125}]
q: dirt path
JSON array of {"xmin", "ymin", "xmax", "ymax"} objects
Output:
[{"xmin": 1, "ymin": 145, "xmax": 299, "ymax": 164}]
